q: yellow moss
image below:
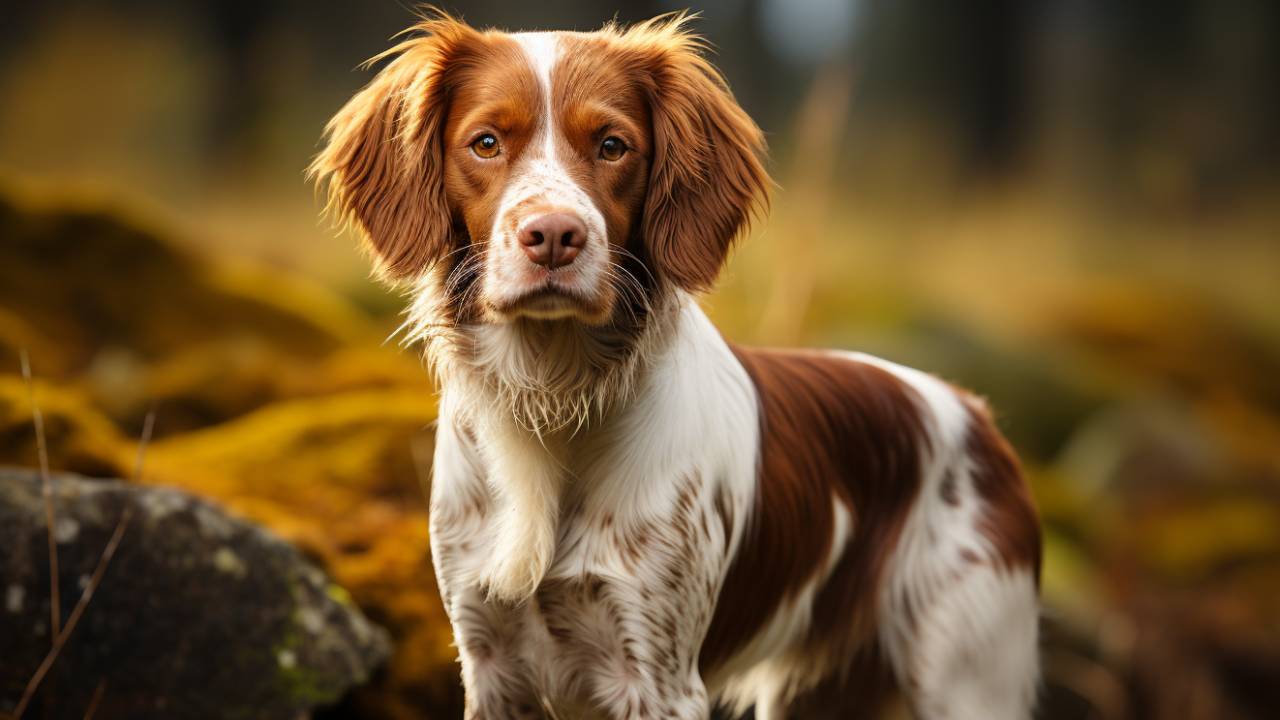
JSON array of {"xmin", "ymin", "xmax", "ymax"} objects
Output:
[
  {"xmin": 0, "ymin": 308, "xmax": 67, "ymax": 377},
  {"xmin": 0, "ymin": 193, "xmax": 375, "ymax": 379},
  {"xmin": 1039, "ymin": 279, "xmax": 1279, "ymax": 403},
  {"xmin": 1195, "ymin": 391, "xmax": 1280, "ymax": 475},
  {"xmin": 0, "ymin": 374, "xmax": 132, "ymax": 477},
  {"xmin": 1040, "ymin": 529, "xmax": 1104, "ymax": 623},
  {"xmin": 1026, "ymin": 465, "xmax": 1108, "ymax": 532},
  {"xmin": 84, "ymin": 338, "xmax": 433, "ymax": 437},
  {"xmin": 1135, "ymin": 499, "xmax": 1280, "ymax": 582},
  {"xmin": 148, "ymin": 388, "xmax": 435, "ymax": 489},
  {"xmin": 202, "ymin": 259, "xmax": 376, "ymax": 349}
]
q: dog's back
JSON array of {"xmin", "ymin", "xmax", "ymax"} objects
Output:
[{"xmin": 705, "ymin": 347, "xmax": 1040, "ymax": 717}]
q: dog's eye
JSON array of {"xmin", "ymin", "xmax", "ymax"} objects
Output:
[
  {"xmin": 471, "ymin": 134, "xmax": 500, "ymax": 159},
  {"xmin": 599, "ymin": 136, "xmax": 626, "ymax": 161}
]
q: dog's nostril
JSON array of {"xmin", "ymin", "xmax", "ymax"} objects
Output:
[{"xmin": 519, "ymin": 212, "xmax": 587, "ymax": 268}]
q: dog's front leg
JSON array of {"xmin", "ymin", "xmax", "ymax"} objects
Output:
[
  {"xmin": 434, "ymin": 539, "xmax": 543, "ymax": 718},
  {"xmin": 449, "ymin": 589, "xmax": 547, "ymax": 720},
  {"xmin": 431, "ymin": 417, "xmax": 549, "ymax": 718},
  {"xmin": 474, "ymin": 420, "xmax": 563, "ymax": 604}
]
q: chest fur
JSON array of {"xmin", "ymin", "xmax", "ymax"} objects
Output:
[{"xmin": 430, "ymin": 417, "xmax": 746, "ymax": 707}]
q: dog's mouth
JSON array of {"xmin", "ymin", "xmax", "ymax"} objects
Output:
[{"xmin": 493, "ymin": 282, "xmax": 595, "ymax": 321}]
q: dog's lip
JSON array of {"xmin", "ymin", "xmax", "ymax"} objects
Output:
[
  {"xmin": 519, "ymin": 285, "xmax": 582, "ymax": 307},
  {"xmin": 492, "ymin": 280, "xmax": 591, "ymax": 317}
]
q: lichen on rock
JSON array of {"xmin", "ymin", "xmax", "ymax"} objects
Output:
[{"xmin": 0, "ymin": 467, "xmax": 391, "ymax": 720}]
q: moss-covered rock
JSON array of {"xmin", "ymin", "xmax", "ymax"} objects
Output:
[
  {"xmin": 144, "ymin": 389, "xmax": 460, "ymax": 720},
  {"xmin": 0, "ymin": 467, "xmax": 391, "ymax": 719}
]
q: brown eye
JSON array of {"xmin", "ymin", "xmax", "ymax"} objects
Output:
[
  {"xmin": 599, "ymin": 136, "xmax": 626, "ymax": 161},
  {"xmin": 471, "ymin": 133, "xmax": 500, "ymax": 159}
]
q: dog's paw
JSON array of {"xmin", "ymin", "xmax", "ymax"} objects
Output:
[{"xmin": 480, "ymin": 522, "xmax": 553, "ymax": 603}]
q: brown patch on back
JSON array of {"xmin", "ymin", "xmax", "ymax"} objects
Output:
[
  {"xmin": 699, "ymin": 349, "xmax": 930, "ymax": 675},
  {"xmin": 963, "ymin": 397, "xmax": 1043, "ymax": 583}
]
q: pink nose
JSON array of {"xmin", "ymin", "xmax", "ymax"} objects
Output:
[{"xmin": 518, "ymin": 212, "xmax": 587, "ymax": 269}]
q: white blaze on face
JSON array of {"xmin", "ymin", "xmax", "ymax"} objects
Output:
[{"xmin": 482, "ymin": 32, "xmax": 610, "ymax": 316}]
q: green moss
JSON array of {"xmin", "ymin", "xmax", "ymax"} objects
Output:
[
  {"xmin": 274, "ymin": 656, "xmax": 332, "ymax": 708},
  {"xmin": 269, "ymin": 574, "xmax": 340, "ymax": 707},
  {"xmin": 325, "ymin": 583, "xmax": 354, "ymax": 608}
]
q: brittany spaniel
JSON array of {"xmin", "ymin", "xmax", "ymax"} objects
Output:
[{"xmin": 312, "ymin": 12, "xmax": 1041, "ymax": 720}]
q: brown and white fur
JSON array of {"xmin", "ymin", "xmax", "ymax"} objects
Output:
[{"xmin": 312, "ymin": 12, "xmax": 1042, "ymax": 720}]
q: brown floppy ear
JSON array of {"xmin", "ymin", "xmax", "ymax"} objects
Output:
[
  {"xmin": 309, "ymin": 16, "xmax": 478, "ymax": 280},
  {"xmin": 631, "ymin": 15, "xmax": 770, "ymax": 293}
]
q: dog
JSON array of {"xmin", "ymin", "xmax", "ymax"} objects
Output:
[{"xmin": 311, "ymin": 12, "xmax": 1041, "ymax": 720}]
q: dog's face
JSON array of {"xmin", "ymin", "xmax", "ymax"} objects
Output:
[
  {"xmin": 442, "ymin": 32, "xmax": 652, "ymax": 323},
  {"xmin": 313, "ymin": 14, "xmax": 768, "ymax": 326}
]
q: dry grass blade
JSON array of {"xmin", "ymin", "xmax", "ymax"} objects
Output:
[
  {"xmin": 81, "ymin": 681, "xmax": 106, "ymax": 720},
  {"xmin": 132, "ymin": 407, "xmax": 156, "ymax": 481},
  {"xmin": 9, "ymin": 505, "xmax": 131, "ymax": 718},
  {"xmin": 19, "ymin": 348, "xmax": 60, "ymax": 642},
  {"xmin": 9, "ymin": 408, "xmax": 156, "ymax": 720}
]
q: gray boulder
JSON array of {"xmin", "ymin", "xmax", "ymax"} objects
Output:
[{"xmin": 0, "ymin": 467, "xmax": 391, "ymax": 719}]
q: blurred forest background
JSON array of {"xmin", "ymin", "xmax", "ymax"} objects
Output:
[{"xmin": 1, "ymin": 0, "xmax": 1278, "ymax": 718}]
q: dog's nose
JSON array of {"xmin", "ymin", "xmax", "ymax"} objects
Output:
[{"xmin": 518, "ymin": 213, "xmax": 587, "ymax": 269}]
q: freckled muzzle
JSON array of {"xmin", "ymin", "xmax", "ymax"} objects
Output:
[{"xmin": 482, "ymin": 168, "xmax": 612, "ymax": 321}]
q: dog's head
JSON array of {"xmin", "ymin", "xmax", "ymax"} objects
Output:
[{"xmin": 311, "ymin": 12, "xmax": 769, "ymax": 326}]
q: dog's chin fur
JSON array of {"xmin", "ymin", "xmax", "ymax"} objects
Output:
[{"xmin": 402, "ymin": 269, "xmax": 676, "ymax": 439}]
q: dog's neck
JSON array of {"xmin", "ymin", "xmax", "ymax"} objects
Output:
[
  {"xmin": 415, "ymin": 288, "xmax": 744, "ymax": 603},
  {"xmin": 413, "ymin": 284, "xmax": 684, "ymax": 439}
]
